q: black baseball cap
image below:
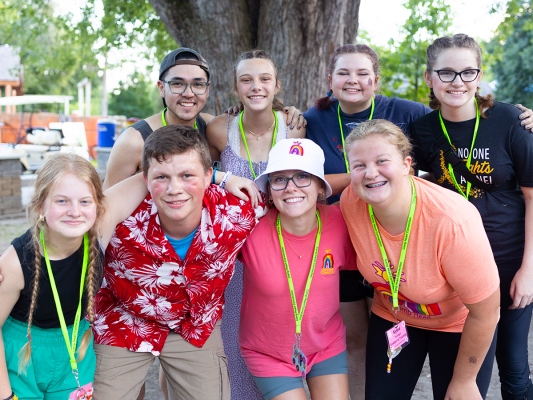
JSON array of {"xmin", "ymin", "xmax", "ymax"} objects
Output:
[{"xmin": 159, "ymin": 48, "xmax": 210, "ymax": 81}]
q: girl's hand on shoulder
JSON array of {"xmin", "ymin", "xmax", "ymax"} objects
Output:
[
  {"xmin": 224, "ymin": 104, "xmax": 242, "ymax": 116},
  {"xmin": 444, "ymin": 377, "xmax": 482, "ymax": 400},
  {"xmin": 283, "ymin": 106, "xmax": 307, "ymax": 130},
  {"xmin": 516, "ymin": 104, "xmax": 533, "ymax": 133},
  {"xmin": 223, "ymin": 174, "xmax": 262, "ymax": 208},
  {"xmin": 509, "ymin": 265, "xmax": 533, "ymax": 309}
]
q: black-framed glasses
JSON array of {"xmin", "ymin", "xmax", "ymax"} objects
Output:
[
  {"xmin": 433, "ymin": 69, "xmax": 481, "ymax": 83},
  {"xmin": 162, "ymin": 80, "xmax": 209, "ymax": 95},
  {"xmin": 268, "ymin": 172, "xmax": 313, "ymax": 191}
]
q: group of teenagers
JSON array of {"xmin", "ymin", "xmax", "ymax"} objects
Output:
[{"xmin": 1, "ymin": 32, "xmax": 533, "ymax": 400}]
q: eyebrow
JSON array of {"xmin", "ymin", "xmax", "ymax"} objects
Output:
[
  {"xmin": 238, "ymin": 72, "xmax": 274, "ymax": 78},
  {"xmin": 336, "ymin": 67, "xmax": 370, "ymax": 72},
  {"xmin": 167, "ymin": 77, "xmax": 207, "ymax": 82},
  {"xmin": 437, "ymin": 67, "xmax": 478, "ymax": 70}
]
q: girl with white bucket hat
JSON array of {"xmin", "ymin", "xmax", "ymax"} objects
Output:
[{"xmin": 238, "ymin": 138, "xmax": 356, "ymax": 400}]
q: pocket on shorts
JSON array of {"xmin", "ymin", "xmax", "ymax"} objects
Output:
[{"xmin": 214, "ymin": 349, "xmax": 231, "ymax": 400}]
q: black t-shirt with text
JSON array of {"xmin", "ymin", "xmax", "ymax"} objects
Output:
[{"xmin": 412, "ymin": 101, "xmax": 533, "ymax": 264}]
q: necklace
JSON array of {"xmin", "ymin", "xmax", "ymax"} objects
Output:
[
  {"xmin": 281, "ymin": 221, "xmax": 318, "ymax": 259},
  {"xmin": 282, "ymin": 234, "xmax": 314, "ymax": 259},
  {"xmin": 245, "ymin": 117, "xmax": 276, "ymax": 140}
]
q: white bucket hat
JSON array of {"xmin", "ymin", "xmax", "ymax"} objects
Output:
[{"xmin": 255, "ymin": 138, "xmax": 333, "ymax": 197}]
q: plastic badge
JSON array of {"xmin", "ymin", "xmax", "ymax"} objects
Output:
[
  {"xmin": 385, "ymin": 321, "xmax": 409, "ymax": 374},
  {"xmin": 292, "ymin": 344, "xmax": 308, "ymax": 378},
  {"xmin": 69, "ymin": 383, "xmax": 93, "ymax": 399},
  {"xmin": 386, "ymin": 320, "xmax": 409, "ymax": 352}
]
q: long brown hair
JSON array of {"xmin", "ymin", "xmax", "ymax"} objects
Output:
[
  {"xmin": 426, "ymin": 34, "xmax": 494, "ymax": 117},
  {"xmin": 316, "ymin": 44, "xmax": 380, "ymax": 110},
  {"xmin": 19, "ymin": 153, "xmax": 104, "ymax": 373},
  {"xmin": 233, "ymin": 49, "xmax": 285, "ymax": 111}
]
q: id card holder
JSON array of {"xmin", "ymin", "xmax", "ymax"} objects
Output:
[
  {"xmin": 385, "ymin": 320, "xmax": 409, "ymax": 374},
  {"xmin": 291, "ymin": 343, "xmax": 308, "ymax": 378},
  {"xmin": 69, "ymin": 382, "xmax": 93, "ymax": 399}
]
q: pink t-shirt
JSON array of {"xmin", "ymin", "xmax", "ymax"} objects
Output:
[
  {"xmin": 340, "ymin": 177, "xmax": 500, "ymax": 332},
  {"xmin": 238, "ymin": 204, "xmax": 357, "ymax": 377}
]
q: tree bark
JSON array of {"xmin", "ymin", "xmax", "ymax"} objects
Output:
[{"xmin": 149, "ymin": 0, "xmax": 360, "ymax": 114}]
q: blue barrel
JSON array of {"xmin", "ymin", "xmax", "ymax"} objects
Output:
[{"xmin": 97, "ymin": 119, "xmax": 117, "ymax": 147}]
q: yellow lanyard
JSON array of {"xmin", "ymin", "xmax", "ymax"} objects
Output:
[
  {"xmin": 276, "ymin": 210, "xmax": 322, "ymax": 335},
  {"xmin": 40, "ymin": 230, "xmax": 88, "ymax": 384},
  {"xmin": 438, "ymin": 98, "xmax": 480, "ymax": 200},
  {"xmin": 162, "ymin": 107, "xmax": 197, "ymax": 129},
  {"xmin": 368, "ymin": 178, "xmax": 416, "ymax": 309},
  {"xmin": 338, "ymin": 97, "xmax": 375, "ymax": 172},
  {"xmin": 239, "ymin": 110, "xmax": 278, "ymax": 179}
]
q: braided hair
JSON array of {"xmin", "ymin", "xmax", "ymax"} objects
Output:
[{"xmin": 18, "ymin": 153, "xmax": 104, "ymax": 373}]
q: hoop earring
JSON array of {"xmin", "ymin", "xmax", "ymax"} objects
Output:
[{"xmin": 268, "ymin": 199, "xmax": 274, "ymax": 206}]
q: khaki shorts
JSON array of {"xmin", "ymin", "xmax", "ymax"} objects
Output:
[{"xmin": 92, "ymin": 322, "xmax": 230, "ymax": 400}]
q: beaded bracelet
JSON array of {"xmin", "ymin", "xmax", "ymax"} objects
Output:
[{"xmin": 4, "ymin": 392, "xmax": 17, "ymax": 400}]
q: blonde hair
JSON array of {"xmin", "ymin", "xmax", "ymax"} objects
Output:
[
  {"xmin": 344, "ymin": 119, "xmax": 415, "ymax": 173},
  {"xmin": 19, "ymin": 153, "xmax": 104, "ymax": 373},
  {"xmin": 426, "ymin": 34, "xmax": 494, "ymax": 117}
]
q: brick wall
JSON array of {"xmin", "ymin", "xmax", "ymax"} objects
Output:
[{"xmin": 0, "ymin": 156, "xmax": 22, "ymax": 215}]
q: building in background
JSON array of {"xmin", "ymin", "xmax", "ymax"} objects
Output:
[{"xmin": 0, "ymin": 45, "xmax": 23, "ymax": 113}]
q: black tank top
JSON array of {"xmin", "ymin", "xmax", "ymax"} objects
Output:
[
  {"xmin": 132, "ymin": 113, "xmax": 207, "ymax": 142},
  {"xmin": 9, "ymin": 229, "xmax": 104, "ymax": 329}
]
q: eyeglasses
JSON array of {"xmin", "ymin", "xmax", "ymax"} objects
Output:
[
  {"xmin": 433, "ymin": 69, "xmax": 481, "ymax": 83},
  {"xmin": 163, "ymin": 80, "xmax": 209, "ymax": 95},
  {"xmin": 268, "ymin": 172, "xmax": 313, "ymax": 191}
]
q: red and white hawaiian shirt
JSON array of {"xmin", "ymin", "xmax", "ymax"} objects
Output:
[{"xmin": 93, "ymin": 185, "xmax": 266, "ymax": 354}]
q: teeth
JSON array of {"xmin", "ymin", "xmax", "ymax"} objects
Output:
[
  {"xmin": 285, "ymin": 197, "xmax": 304, "ymax": 203},
  {"xmin": 448, "ymin": 91, "xmax": 465, "ymax": 94},
  {"xmin": 180, "ymin": 102, "xmax": 195, "ymax": 107},
  {"xmin": 367, "ymin": 182, "xmax": 386, "ymax": 188},
  {"xmin": 249, "ymin": 96, "xmax": 265, "ymax": 99},
  {"xmin": 168, "ymin": 200, "xmax": 187, "ymax": 204},
  {"xmin": 345, "ymin": 89, "xmax": 360, "ymax": 92}
]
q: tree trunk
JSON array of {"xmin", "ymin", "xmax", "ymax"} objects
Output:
[{"xmin": 149, "ymin": 0, "xmax": 360, "ymax": 114}]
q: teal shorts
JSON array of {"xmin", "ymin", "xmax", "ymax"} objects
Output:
[
  {"xmin": 2, "ymin": 316, "xmax": 95, "ymax": 400},
  {"xmin": 253, "ymin": 350, "xmax": 348, "ymax": 400}
]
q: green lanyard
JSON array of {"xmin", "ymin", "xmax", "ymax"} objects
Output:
[
  {"xmin": 40, "ymin": 230, "xmax": 89, "ymax": 373},
  {"xmin": 438, "ymin": 98, "xmax": 480, "ymax": 200},
  {"xmin": 239, "ymin": 110, "xmax": 278, "ymax": 179},
  {"xmin": 338, "ymin": 97, "xmax": 375, "ymax": 173},
  {"xmin": 162, "ymin": 107, "xmax": 197, "ymax": 129},
  {"xmin": 276, "ymin": 209, "xmax": 322, "ymax": 335},
  {"xmin": 368, "ymin": 177, "xmax": 416, "ymax": 309}
]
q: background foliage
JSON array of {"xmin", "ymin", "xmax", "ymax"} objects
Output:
[{"xmin": 1, "ymin": 0, "xmax": 531, "ymax": 116}]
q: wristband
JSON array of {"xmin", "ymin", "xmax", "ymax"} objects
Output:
[
  {"xmin": 212, "ymin": 161, "xmax": 220, "ymax": 184},
  {"xmin": 220, "ymin": 172, "xmax": 232, "ymax": 189},
  {"xmin": 4, "ymin": 392, "xmax": 17, "ymax": 400}
]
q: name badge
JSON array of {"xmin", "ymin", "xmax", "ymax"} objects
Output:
[
  {"xmin": 385, "ymin": 321, "xmax": 410, "ymax": 374},
  {"xmin": 69, "ymin": 383, "xmax": 93, "ymax": 399}
]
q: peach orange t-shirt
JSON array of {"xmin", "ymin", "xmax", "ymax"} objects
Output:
[{"xmin": 340, "ymin": 177, "xmax": 499, "ymax": 332}]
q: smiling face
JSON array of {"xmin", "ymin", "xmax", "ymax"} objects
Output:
[
  {"xmin": 234, "ymin": 58, "xmax": 280, "ymax": 112},
  {"xmin": 329, "ymin": 53, "xmax": 379, "ymax": 113},
  {"xmin": 269, "ymin": 170, "xmax": 323, "ymax": 220},
  {"xmin": 424, "ymin": 48, "xmax": 482, "ymax": 114},
  {"xmin": 41, "ymin": 173, "xmax": 97, "ymax": 241},
  {"xmin": 158, "ymin": 64, "xmax": 210, "ymax": 123},
  {"xmin": 347, "ymin": 135, "xmax": 411, "ymax": 209},
  {"xmin": 144, "ymin": 150, "xmax": 211, "ymax": 237}
]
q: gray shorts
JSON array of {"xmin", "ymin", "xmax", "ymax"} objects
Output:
[{"xmin": 252, "ymin": 350, "xmax": 348, "ymax": 400}]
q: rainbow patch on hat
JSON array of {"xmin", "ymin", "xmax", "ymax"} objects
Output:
[
  {"xmin": 289, "ymin": 141, "xmax": 304, "ymax": 156},
  {"xmin": 321, "ymin": 250, "xmax": 335, "ymax": 274}
]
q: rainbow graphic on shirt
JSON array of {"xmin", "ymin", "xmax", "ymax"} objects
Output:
[
  {"xmin": 371, "ymin": 260, "xmax": 442, "ymax": 317},
  {"xmin": 321, "ymin": 250, "xmax": 335, "ymax": 274},
  {"xmin": 289, "ymin": 141, "xmax": 304, "ymax": 156}
]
